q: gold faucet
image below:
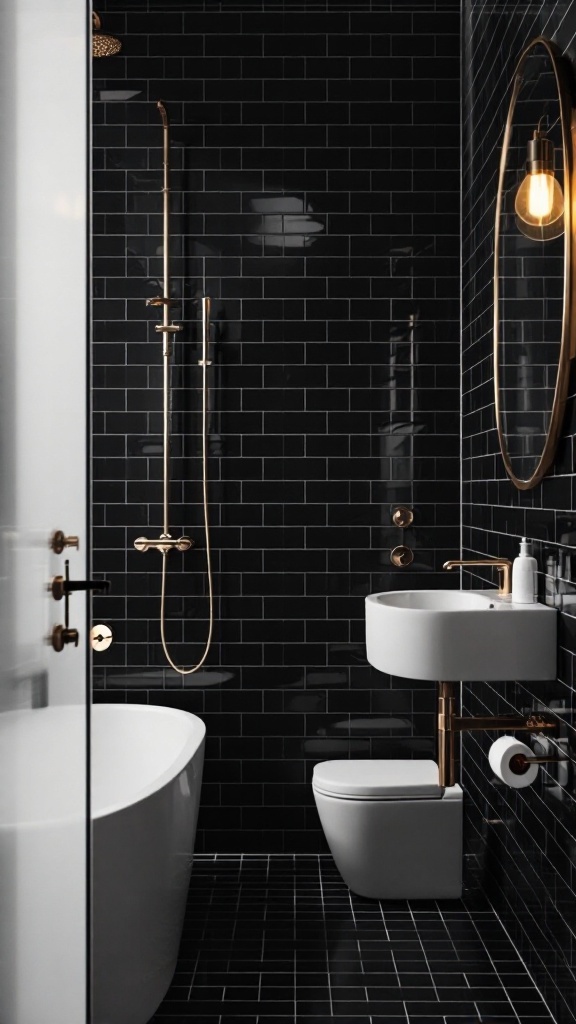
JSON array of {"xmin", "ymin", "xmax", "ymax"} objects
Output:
[{"xmin": 443, "ymin": 558, "xmax": 512, "ymax": 597}]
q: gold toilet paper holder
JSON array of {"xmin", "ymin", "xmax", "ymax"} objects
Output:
[
  {"xmin": 437, "ymin": 681, "xmax": 572, "ymax": 787},
  {"xmin": 508, "ymin": 752, "xmax": 569, "ymax": 775}
]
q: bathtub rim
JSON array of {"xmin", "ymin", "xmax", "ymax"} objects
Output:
[
  {"xmin": 0, "ymin": 703, "xmax": 205, "ymax": 830},
  {"xmin": 92, "ymin": 703, "xmax": 206, "ymax": 821}
]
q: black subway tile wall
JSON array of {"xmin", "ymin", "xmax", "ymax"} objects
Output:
[
  {"xmin": 462, "ymin": 1, "xmax": 576, "ymax": 1019},
  {"xmin": 92, "ymin": 0, "xmax": 460, "ymax": 852}
]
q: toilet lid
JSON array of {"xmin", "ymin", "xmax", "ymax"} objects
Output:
[{"xmin": 312, "ymin": 759, "xmax": 443, "ymax": 798}]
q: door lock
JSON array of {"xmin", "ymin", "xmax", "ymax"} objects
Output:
[{"xmin": 51, "ymin": 626, "xmax": 80, "ymax": 653}]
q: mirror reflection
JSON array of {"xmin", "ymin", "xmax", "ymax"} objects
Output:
[{"xmin": 495, "ymin": 38, "xmax": 570, "ymax": 487}]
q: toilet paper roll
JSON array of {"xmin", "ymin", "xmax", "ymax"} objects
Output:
[{"xmin": 488, "ymin": 735, "xmax": 539, "ymax": 789}]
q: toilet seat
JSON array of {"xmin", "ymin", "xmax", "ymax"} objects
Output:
[{"xmin": 312, "ymin": 759, "xmax": 443, "ymax": 799}]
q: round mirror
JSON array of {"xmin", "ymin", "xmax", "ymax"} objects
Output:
[{"xmin": 494, "ymin": 36, "xmax": 575, "ymax": 490}]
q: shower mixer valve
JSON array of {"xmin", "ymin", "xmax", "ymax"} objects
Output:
[{"xmin": 134, "ymin": 534, "xmax": 193, "ymax": 554}]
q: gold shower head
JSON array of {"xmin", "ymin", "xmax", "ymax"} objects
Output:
[{"xmin": 92, "ymin": 12, "xmax": 122, "ymax": 58}]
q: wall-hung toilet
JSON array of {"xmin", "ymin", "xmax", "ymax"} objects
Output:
[{"xmin": 313, "ymin": 760, "xmax": 462, "ymax": 900}]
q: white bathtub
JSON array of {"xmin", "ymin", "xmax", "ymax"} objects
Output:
[{"xmin": 93, "ymin": 703, "xmax": 205, "ymax": 1024}]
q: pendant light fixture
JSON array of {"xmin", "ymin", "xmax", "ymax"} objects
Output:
[{"xmin": 515, "ymin": 117, "xmax": 564, "ymax": 240}]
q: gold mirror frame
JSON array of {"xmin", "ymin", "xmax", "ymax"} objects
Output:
[{"xmin": 494, "ymin": 36, "xmax": 576, "ymax": 491}]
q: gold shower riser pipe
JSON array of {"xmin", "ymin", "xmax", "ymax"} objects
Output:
[
  {"xmin": 159, "ymin": 99, "xmax": 171, "ymax": 538},
  {"xmin": 135, "ymin": 99, "xmax": 214, "ymax": 676}
]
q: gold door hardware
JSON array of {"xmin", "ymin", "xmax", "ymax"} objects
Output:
[
  {"xmin": 49, "ymin": 561, "xmax": 111, "ymax": 654},
  {"xmin": 390, "ymin": 545, "xmax": 414, "ymax": 567},
  {"xmin": 437, "ymin": 679, "xmax": 559, "ymax": 787},
  {"xmin": 134, "ymin": 534, "xmax": 193, "ymax": 554},
  {"xmin": 91, "ymin": 624, "xmax": 113, "ymax": 652},
  {"xmin": 50, "ymin": 531, "xmax": 80, "ymax": 555},
  {"xmin": 51, "ymin": 570, "xmax": 111, "ymax": 601},
  {"xmin": 443, "ymin": 557, "xmax": 512, "ymax": 597},
  {"xmin": 391, "ymin": 506, "xmax": 414, "ymax": 528},
  {"xmin": 50, "ymin": 625, "xmax": 79, "ymax": 653}
]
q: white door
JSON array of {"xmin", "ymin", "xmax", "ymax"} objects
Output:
[{"xmin": 0, "ymin": 0, "xmax": 89, "ymax": 1021}]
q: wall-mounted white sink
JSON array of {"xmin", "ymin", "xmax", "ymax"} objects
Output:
[{"xmin": 365, "ymin": 590, "xmax": 557, "ymax": 681}]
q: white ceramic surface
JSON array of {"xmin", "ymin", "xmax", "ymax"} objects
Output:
[
  {"xmin": 92, "ymin": 704, "xmax": 206, "ymax": 1024},
  {"xmin": 365, "ymin": 589, "xmax": 557, "ymax": 681},
  {"xmin": 313, "ymin": 759, "xmax": 443, "ymax": 798},
  {"xmin": 313, "ymin": 761, "xmax": 463, "ymax": 899}
]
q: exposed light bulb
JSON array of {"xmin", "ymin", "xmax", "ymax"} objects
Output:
[
  {"xmin": 527, "ymin": 172, "xmax": 555, "ymax": 219},
  {"xmin": 515, "ymin": 172, "xmax": 564, "ymax": 238},
  {"xmin": 514, "ymin": 129, "xmax": 564, "ymax": 241}
]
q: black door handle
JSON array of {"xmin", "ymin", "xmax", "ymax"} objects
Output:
[
  {"xmin": 51, "ymin": 561, "xmax": 111, "ymax": 601},
  {"xmin": 63, "ymin": 578, "xmax": 111, "ymax": 594}
]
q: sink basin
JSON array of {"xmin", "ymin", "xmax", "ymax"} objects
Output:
[{"xmin": 365, "ymin": 589, "xmax": 557, "ymax": 681}]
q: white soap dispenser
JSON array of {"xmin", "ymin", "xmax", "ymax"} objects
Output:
[{"xmin": 511, "ymin": 537, "xmax": 537, "ymax": 604}]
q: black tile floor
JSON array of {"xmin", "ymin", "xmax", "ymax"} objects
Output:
[{"xmin": 150, "ymin": 855, "xmax": 555, "ymax": 1024}]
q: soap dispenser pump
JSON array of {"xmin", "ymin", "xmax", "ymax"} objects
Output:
[{"xmin": 511, "ymin": 537, "xmax": 537, "ymax": 604}]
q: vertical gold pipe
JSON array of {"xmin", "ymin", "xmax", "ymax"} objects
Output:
[
  {"xmin": 158, "ymin": 100, "xmax": 171, "ymax": 537},
  {"xmin": 438, "ymin": 681, "xmax": 456, "ymax": 788}
]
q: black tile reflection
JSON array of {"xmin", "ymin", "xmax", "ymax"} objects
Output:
[
  {"xmin": 463, "ymin": 1, "xmax": 576, "ymax": 1021},
  {"xmin": 92, "ymin": 0, "xmax": 460, "ymax": 854},
  {"xmin": 148, "ymin": 855, "xmax": 554, "ymax": 1023}
]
